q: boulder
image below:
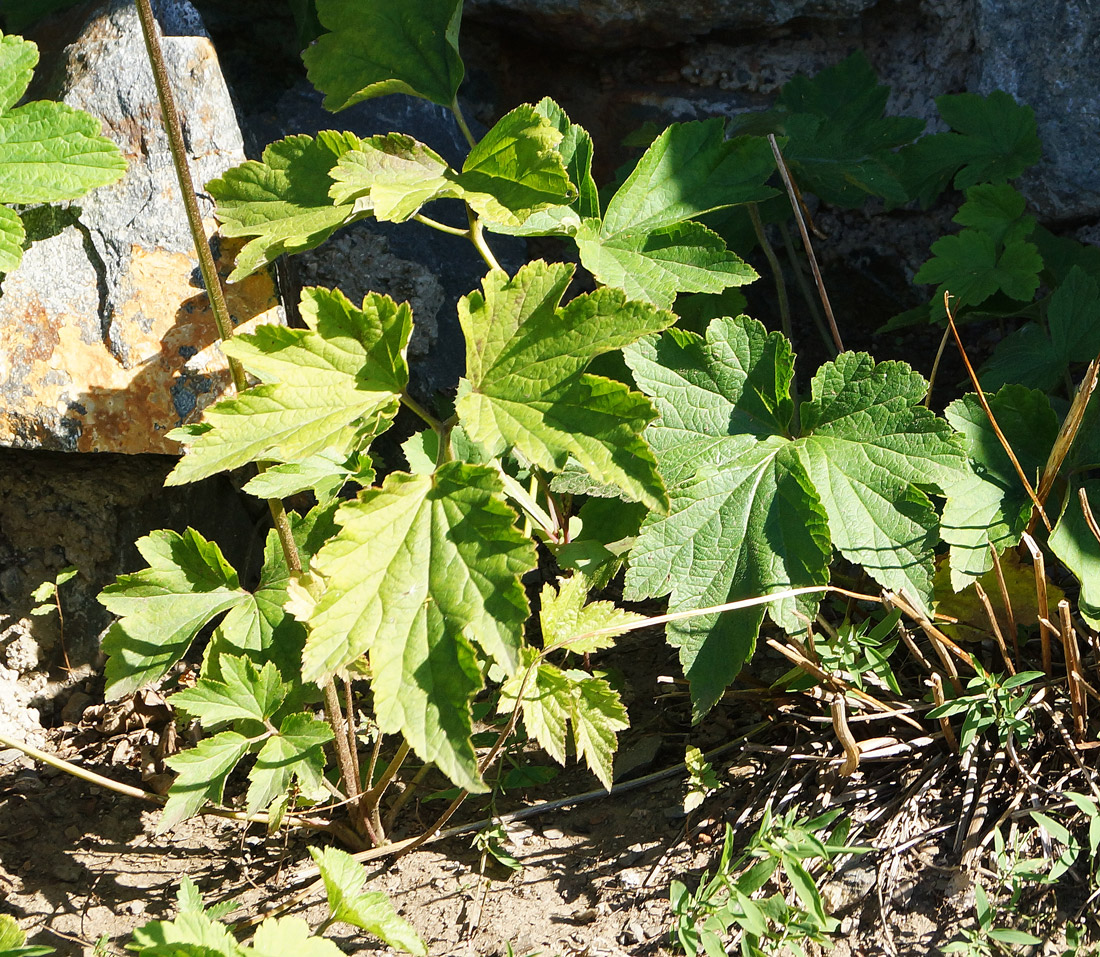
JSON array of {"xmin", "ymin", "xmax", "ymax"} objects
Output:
[
  {"xmin": 975, "ymin": 0, "xmax": 1100, "ymax": 222},
  {"xmin": 0, "ymin": 0, "xmax": 282, "ymax": 454},
  {"xmin": 463, "ymin": 0, "xmax": 881, "ymax": 48}
]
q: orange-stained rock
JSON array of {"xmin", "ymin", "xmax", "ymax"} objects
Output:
[{"xmin": 0, "ymin": 0, "xmax": 282, "ymax": 454}]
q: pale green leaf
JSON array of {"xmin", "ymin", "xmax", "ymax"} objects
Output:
[
  {"xmin": 167, "ymin": 287, "xmax": 410, "ymax": 484},
  {"xmin": 241, "ymin": 450, "xmax": 365, "ymax": 504},
  {"xmin": 602, "ymin": 120, "xmax": 777, "ymax": 234},
  {"xmin": 455, "ymin": 261, "xmax": 674, "ymax": 509},
  {"xmin": 208, "ymin": 132, "xmax": 362, "ymax": 282},
  {"xmin": 304, "ymin": 463, "xmax": 535, "ymax": 791},
  {"xmin": 0, "ymin": 34, "xmax": 37, "ymax": 114},
  {"xmin": 328, "ymin": 133, "xmax": 457, "ymax": 221},
  {"xmin": 251, "ymin": 917, "xmax": 344, "ymax": 957},
  {"xmin": 460, "ymin": 103, "xmax": 573, "ymax": 227},
  {"xmin": 170, "ymin": 656, "xmax": 286, "ymax": 729},
  {"xmin": 0, "ymin": 202, "xmax": 23, "ymax": 273},
  {"xmin": 568, "ymin": 669, "xmax": 629, "ymax": 789},
  {"xmin": 940, "ymin": 387, "xmax": 1057, "ymax": 588},
  {"xmin": 539, "ymin": 575, "xmax": 645, "ymax": 655},
  {"xmin": 498, "ymin": 652, "xmax": 628, "ymax": 789},
  {"xmin": 160, "ymin": 732, "xmax": 252, "ymax": 832},
  {"xmin": 99, "ymin": 529, "xmax": 248, "ymax": 699},
  {"xmin": 309, "ymin": 847, "xmax": 427, "ymax": 955},
  {"xmin": 246, "ymin": 713, "xmax": 333, "ymax": 815},
  {"xmin": 303, "ymin": 0, "xmax": 464, "ymax": 111},
  {"xmin": 575, "ymin": 218, "xmax": 757, "ymax": 309},
  {"xmin": 0, "ymin": 100, "xmax": 126, "ymax": 204}
]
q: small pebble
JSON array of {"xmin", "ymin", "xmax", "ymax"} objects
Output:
[{"xmin": 542, "ymin": 826, "xmax": 564, "ymax": 841}]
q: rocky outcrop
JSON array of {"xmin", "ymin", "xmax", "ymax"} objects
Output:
[
  {"xmin": 464, "ymin": 0, "xmax": 881, "ymax": 48},
  {"xmin": 0, "ymin": 0, "xmax": 282, "ymax": 454}
]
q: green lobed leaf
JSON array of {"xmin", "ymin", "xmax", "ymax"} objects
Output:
[
  {"xmin": 0, "ymin": 99, "xmax": 127, "ymax": 204},
  {"xmin": 982, "ymin": 266, "xmax": 1100, "ymax": 391},
  {"xmin": 499, "ymin": 649, "xmax": 629, "ymax": 789},
  {"xmin": 900, "ymin": 90, "xmax": 1041, "ymax": 208},
  {"xmin": 303, "ymin": 0, "xmax": 463, "ymax": 111},
  {"xmin": 539, "ymin": 575, "xmax": 646, "ymax": 656},
  {"xmin": 951, "ymin": 182, "xmax": 1035, "ymax": 245},
  {"xmin": 574, "ymin": 218, "xmax": 758, "ymax": 310},
  {"xmin": 460, "ymin": 103, "xmax": 574, "ymax": 227},
  {"xmin": 167, "ymin": 287, "xmax": 410, "ymax": 484},
  {"xmin": 170, "ymin": 655, "xmax": 286, "ymax": 729},
  {"xmin": 624, "ymin": 317, "xmax": 831, "ymax": 716},
  {"xmin": 99, "ymin": 529, "xmax": 249, "ymax": 699},
  {"xmin": 0, "ymin": 33, "xmax": 36, "ymax": 114},
  {"xmin": 328, "ymin": 133, "xmax": 457, "ymax": 221},
  {"xmin": 602, "ymin": 119, "xmax": 777, "ymax": 234},
  {"xmin": 795, "ymin": 352, "xmax": 966, "ymax": 608},
  {"xmin": 208, "ymin": 132, "xmax": 362, "ymax": 282},
  {"xmin": 303, "ymin": 463, "xmax": 535, "ymax": 791},
  {"xmin": 767, "ymin": 52, "xmax": 924, "ymax": 207},
  {"xmin": 915, "ymin": 228, "xmax": 1042, "ymax": 317},
  {"xmin": 492, "ymin": 96, "xmax": 598, "ymax": 236},
  {"xmin": 160, "ymin": 731, "xmax": 253, "ymax": 832},
  {"xmin": 625, "ymin": 315, "xmax": 964, "ymax": 714},
  {"xmin": 0, "ymin": 914, "xmax": 52, "ymax": 957},
  {"xmin": 246, "ymin": 713, "xmax": 333, "ymax": 815},
  {"xmin": 1050, "ymin": 479, "xmax": 1100, "ymax": 628},
  {"xmin": 251, "ymin": 917, "xmax": 345, "ymax": 957},
  {"xmin": 309, "ymin": 847, "xmax": 427, "ymax": 955},
  {"xmin": 455, "ymin": 260, "xmax": 675, "ymax": 509},
  {"xmin": 241, "ymin": 449, "xmax": 368, "ymax": 504},
  {"xmin": 0, "ymin": 201, "xmax": 23, "ymax": 273}
]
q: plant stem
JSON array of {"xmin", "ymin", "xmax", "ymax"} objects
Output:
[
  {"xmin": 363, "ymin": 741, "xmax": 411, "ymax": 808},
  {"xmin": 322, "ymin": 679, "xmax": 373, "ymax": 845},
  {"xmin": 468, "ymin": 207, "xmax": 502, "ymax": 271},
  {"xmin": 451, "ymin": 98, "xmax": 478, "ymax": 150},
  {"xmin": 412, "ymin": 212, "xmax": 470, "ymax": 237},
  {"xmin": 401, "ymin": 391, "xmax": 445, "ymax": 432},
  {"xmin": 133, "ymin": 0, "xmax": 243, "ymax": 389}
]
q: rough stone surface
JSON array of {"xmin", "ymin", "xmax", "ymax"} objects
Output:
[
  {"xmin": 975, "ymin": 0, "xmax": 1100, "ymax": 222},
  {"xmin": 464, "ymin": 0, "xmax": 881, "ymax": 48},
  {"xmin": 0, "ymin": 0, "xmax": 282, "ymax": 454}
]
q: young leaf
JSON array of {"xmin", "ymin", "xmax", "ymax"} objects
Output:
[
  {"xmin": 246, "ymin": 713, "xmax": 333, "ymax": 815},
  {"xmin": 940, "ymin": 386, "xmax": 1058, "ymax": 588},
  {"xmin": 900, "ymin": 91, "xmax": 1041, "ymax": 208},
  {"xmin": 761, "ymin": 51, "xmax": 923, "ymax": 207},
  {"xmin": 303, "ymin": 0, "xmax": 464, "ymax": 111},
  {"xmin": 251, "ymin": 917, "xmax": 345, "ymax": 957},
  {"xmin": 574, "ymin": 218, "xmax": 758, "ymax": 310},
  {"xmin": 167, "ymin": 287, "xmax": 410, "ymax": 484},
  {"xmin": 538, "ymin": 575, "xmax": 646, "ymax": 656},
  {"xmin": 241, "ymin": 449, "xmax": 368, "ymax": 504},
  {"xmin": 130, "ymin": 881, "xmax": 244, "ymax": 957},
  {"xmin": 303, "ymin": 463, "xmax": 535, "ymax": 792},
  {"xmin": 455, "ymin": 260, "xmax": 675, "ymax": 509},
  {"xmin": 492, "ymin": 96, "xmax": 599, "ymax": 236},
  {"xmin": 982, "ymin": 266, "xmax": 1100, "ymax": 391},
  {"xmin": 499, "ymin": 650, "xmax": 629, "ymax": 789},
  {"xmin": 624, "ymin": 315, "xmax": 963, "ymax": 715},
  {"xmin": 170, "ymin": 655, "xmax": 286, "ymax": 729},
  {"xmin": 207, "ymin": 132, "xmax": 363, "ymax": 282},
  {"xmin": 99, "ymin": 529, "xmax": 250, "ymax": 699},
  {"xmin": 309, "ymin": 846, "xmax": 427, "ymax": 955},
  {"xmin": 160, "ymin": 731, "xmax": 253, "ymax": 832}
]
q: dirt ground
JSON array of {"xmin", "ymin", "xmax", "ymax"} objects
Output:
[{"xmin": 4, "ymin": 627, "xmax": 1083, "ymax": 957}]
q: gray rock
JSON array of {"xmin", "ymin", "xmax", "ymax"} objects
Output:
[
  {"xmin": 464, "ymin": 0, "xmax": 880, "ymax": 48},
  {"xmin": 975, "ymin": 0, "xmax": 1100, "ymax": 222},
  {"xmin": 0, "ymin": 0, "xmax": 283, "ymax": 454}
]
